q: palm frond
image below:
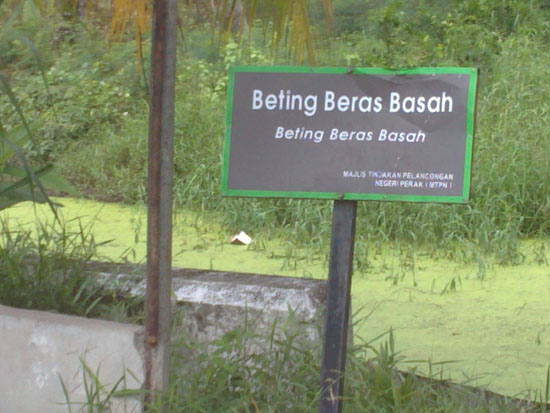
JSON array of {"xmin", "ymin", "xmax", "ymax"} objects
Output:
[
  {"xmin": 110, "ymin": 0, "xmax": 151, "ymax": 72},
  {"xmin": 110, "ymin": 0, "xmax": 332, "ymax": 66}
]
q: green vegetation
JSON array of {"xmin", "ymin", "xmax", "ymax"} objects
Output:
[
  {"xmin": 3, "ymin": 0, "xmax": 550, "ymax": 265},
  {"xmin": 61, "ymin": 316, "xmax": 549, "ymax": 412},
  {"xmin": 2, "ymin": 0, "xmax": 550, "ymax": 410},
  {"xmin": 0, "ymin": 2, "xmax": 78, "ymax": 211},
  {"xmin": 0, "ymin": 214, "xmax": 143, "ymax": 321},
  {"xmin": 6, "ymin": 193, "xmax": 550, "ymax": 401}
]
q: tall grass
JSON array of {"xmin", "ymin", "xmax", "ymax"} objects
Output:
[
  {"xmin": 3, "ymin": 1, "xmax": 550, "ymax": 265},
  {"xmin": 52, "ymin": 313, "xmax": 549, "ymax": 411},
  {"xmin": 141, "ymin": 319, "xmax": 549, "ymax": 412},
  {"xmin": 0, "ymin": 216, "xmax": 143, "ymax": 321},
  {"xmin": 168, "ymin": 27, "xmax": 550, "ymax": 265}
]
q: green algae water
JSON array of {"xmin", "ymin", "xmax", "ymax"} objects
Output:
[{"xmin": 2, "ymin": 198, "xmax": 549, "ymax": 399}]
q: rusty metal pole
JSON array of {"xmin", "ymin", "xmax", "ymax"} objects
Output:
[{"xmin": 145, "ymin": 0, "xmax": 177, "ymax": 404}]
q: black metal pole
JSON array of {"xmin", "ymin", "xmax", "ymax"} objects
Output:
[
  {"xmin": 319, "ymin": 200, "xmax": 357, "ymax": 413},
  {"xmin": 145, "ymin": 0, "xmax": 177, "ymax": 405}
]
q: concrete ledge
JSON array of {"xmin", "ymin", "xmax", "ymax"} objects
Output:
[
  {"xmin": 94, "ymin": 264, "xmax": 328, "ymax": 347},
  {"xmin": 0, "ymin": 304, "xmax": 145, "ymax": 413},
  {"xmin": 171, "ymin": 269, "xmax": 328, "ymax": 353}
]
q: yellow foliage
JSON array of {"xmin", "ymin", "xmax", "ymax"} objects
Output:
[
  {"xmin": 214, "ymin": 0, "xmax": 332, "ymax": 65},
  {"xmin": 110, "ymin": 0, "xmax": 150, "ymax": 71}
]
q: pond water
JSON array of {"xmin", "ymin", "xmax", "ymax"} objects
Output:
[{"xmin": 2, "ymin": 197, "xmax": 549, "ymax": 399}]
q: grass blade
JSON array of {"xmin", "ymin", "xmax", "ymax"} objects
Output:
[
  {"xmin": 58, "ymin": 373, "xmax": 73, "ymax": 413},
  {"xmin": 0, "ymin": 74, "xmax": 35, "ymax": 146},
  {"xmin": 0, "ymin": 136, "xmax": 59, "ymax": 218}
]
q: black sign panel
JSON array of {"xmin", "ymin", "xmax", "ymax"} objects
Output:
[{"xmin": 222, "ymin": 67, "xmax": 478, "ymax": 203}]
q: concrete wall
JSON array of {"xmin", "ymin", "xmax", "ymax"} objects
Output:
[
  {"xmin": 171, "ymin": 269, "xmax": 328, "ymax": 358},
  {"xmin": 95, "ymin": 264, "xmax": 328, "ymax": 348},
  {"xmin": 0, "ymin": 304, "xmax": 145, "ymax": 413},
  {"xmin": 0, "ymin": 266, "xmax": 328, "ymax": 412}
]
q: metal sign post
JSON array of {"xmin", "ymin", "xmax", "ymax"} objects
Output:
[
  {"xmin": 145, "ymin": 0, "xmax": 177, "ymax": 405},
  {"xmin": 221, "ymin": 65, "xmax": 478, "ymax": 412},
  {"xmin": 319, "ymin": 200, "xmax": 357, "ymax": 412}
]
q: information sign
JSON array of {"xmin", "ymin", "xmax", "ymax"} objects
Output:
[{"xmin": 222, "ymin": 66, "xmax": 478, "ymax": 203}]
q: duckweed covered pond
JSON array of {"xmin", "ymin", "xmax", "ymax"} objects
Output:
[{"xmin": 2, "ymin": 197, "xmax": 549, "ymax": 399}]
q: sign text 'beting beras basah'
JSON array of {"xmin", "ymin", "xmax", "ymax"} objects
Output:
[{"xmin": 222, "ymin": 67, "xmax": 478, "ymax": 203}]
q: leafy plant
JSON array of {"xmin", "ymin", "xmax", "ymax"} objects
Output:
[
  {"xmin": 0, "ymin": 121, "xmax": 76, "ymax": 209},
  {"xmin": 0, "ymin": 0, "xmax": 77, "ymax": 211}
]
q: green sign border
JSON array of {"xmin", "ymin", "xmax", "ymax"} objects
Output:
[{"xmin": 222, "ymin": 66, "xmax": 478, "ymax": 204}]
